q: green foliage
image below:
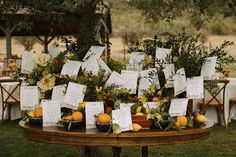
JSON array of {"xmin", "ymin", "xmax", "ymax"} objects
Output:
[
  {"xmin": 142, "ymin": 31, "xmax": 236, "ymax": 78},
  {"xmin": 106, "ymin": 59, "xmax": 126, "ymax": 73}
]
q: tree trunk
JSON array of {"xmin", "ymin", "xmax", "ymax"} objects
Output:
[{"xmin": 75, "ymin": 2, "xmax": 98, "ymax": 60}]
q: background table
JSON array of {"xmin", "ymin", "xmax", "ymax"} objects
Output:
[
  {"xmin": 19, "ymin": 120, "xmax": 213, "ymax": 157},
  {"xmin": 192, "ymin": 77, "xmax": 236, "ymax": 125}
]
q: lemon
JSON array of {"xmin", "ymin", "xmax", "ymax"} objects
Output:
[
  {"xmin": 132, "ymin": 123, "xmax": 142, "ymax": 131},
  {"xmin": 136, "ymin": 106, "xmax": 142, "ymax": 113},
  {"xmin": 196, "ymin": 114, "xmax": 206, "ymax": 123},
  {"xmin": 135, "ymin": 112, "xmax": 144, "ymax": 116},
  {"xmin": 112, "ymin": 123, "xmax": 121, "ymax": 134},
  {"xmin": 27, "ymin": 111, "xmax": 34, "ymax": 118}
]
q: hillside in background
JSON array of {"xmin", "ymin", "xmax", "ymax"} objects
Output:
[{"xmin": 107, "ymin": 0, "xmax": 236, "ymax": 38}]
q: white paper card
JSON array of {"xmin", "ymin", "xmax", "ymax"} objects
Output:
[
  {"xmin": 187, "ymin": 76, "xmax": 204, "ymax": 99},
  {"xmin": 128, "ymin": 52, "xmax": 146, "ymax": 71},
  {"xmin": 140, "ymin": 68, "xmax": 160, "ymax": 88},
  {"xmin": 169, "ymin": 98, "xmax": 189, "ymax": 117},
  {"xmin": 85, "ymin": 102, "xmax": 104, "ymax": 129},
  {"xmin": 143, "ymin": 102, "xmax": 159, "ymax": 109},
  {"xmin": 16, "ymin": 59, "xmax": 22, "ymax": 68},
  {"xmin": 155, "ymin": 47, "xmax": 171, "ymax": 64},
  {"xmin": 64, "ymin": 82, "xmax": 86, "ymax": 110},
  {"xmin": 121, "ymin": 70, "xmax": 139, "ymax": 94},
  {"xmin": 83, "ymin": 46, "xmax": 105, "ymax": 61},
  {"xmin": 119, "ymin": 103, "xmax": 134, "ymax": 110},
  {"xmin": 98, "ymin": 59, "xmax": 112, "ymax": 77},
  {"xmin": 61, "ymin": 60, "xmax": 81, "ymax": 77},
  {"xmin": 82, "ymin": 57, "xmax": 100, "ymax": 75},
  {"xmin": 49, "ymin": 45, "xmax": 60, "ymax": 59},
  {"xmin": 138, "ymin": 78, "xmax": 152, "ymax": 97},
  {"xmin": 112, "ymin": 109, "xmax": 133, "ymax": 132},
  {"xmin": 200, "ymin": 56, "xmax": 217, "ymax": 79},
  {"xmin": 21, "ymin": 51, "xmax": 35, "ymax": 74},
  {"xmin": 163, "ymin": 64, "xmax": 175, "ymax": 88},
  {"xmin": 105, "ymin": 71, "xmax": 127, "ymax": 88},
  {"xmin": 42, "ymin": 100, "xmax": 61, "ymax": 127},
  {"xmin": 174, "ymin": 68, "xmax": 187, "ymax": 96},
  {"xmin": 20, "ymin": 86, "xmax": 39, "ymax": 110},
  {"xmin": 52, "ymin": 85, "xmax": 66, "ymax": 106}
]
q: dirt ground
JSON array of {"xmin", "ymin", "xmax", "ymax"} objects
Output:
[{"xmin": 0, "ymin": 35, "xmax": 236, "ymax": 61}]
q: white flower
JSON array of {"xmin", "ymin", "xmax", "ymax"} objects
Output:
[
  {"xmin": 34, "ymin": 53, "xmax": 50, "ymax": 66},
  {"xmin": 37, "ymin": 74, "xmax": 55, "ymax": 91}
]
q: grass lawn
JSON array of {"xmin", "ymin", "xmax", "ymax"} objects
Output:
[{"xmin": 1, "ymin": 120, "xmax": 236, "ymax": 157}]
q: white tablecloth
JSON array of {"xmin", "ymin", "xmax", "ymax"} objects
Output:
[
  {"xmin": 193, "ymin": 78, "xmax": 236, "ymax": 125},
  {"xmin": 0, "ymin": 82, "xmax": 22, "ymax": 120},
  {"xmin": 225, "ymin": 78, "xmax": 236, "ymax": 121}
]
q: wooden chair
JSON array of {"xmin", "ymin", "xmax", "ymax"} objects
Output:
[
  {"xmin": 0, "ymin": 77, "xmax": 22, "ymax": 124},
  {"xmin": 228, "ymin": 97, "xmax": 236, "ymax": 122},
  {"xmin": 198, "ymin": 79, "xmax": 229, "ymax": 126}
]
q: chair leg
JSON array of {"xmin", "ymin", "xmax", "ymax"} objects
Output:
[
  {"xmin": 8, "ymin": 105, "xmax": 12, "ymax": 120},
  {"xmin": 1, "ymin": 106, "xmax": 5, "ymax": 124},
  {"xmin": 222, "ymin": 107, "xmax": 227, "ymax": 127},
  {"xmin": 228, "ymin": 101, "xmax": 233, "ymax": 122},
  {"xmin": 216, "ymin": 108, "xmax": 221, "ymax": 125}
]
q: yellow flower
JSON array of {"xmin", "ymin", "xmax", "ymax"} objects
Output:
[
  {"xmin": 139, "ymin": 96, "xmax": 147, "ymax": 103},
  {"xmin": 37, "ymin": 74, "xmax": 55, "ymax": 91},
  {"xmin": 96, "ymin": 86, "xmax": 102, "ymax": 93},
  {"xmin": 34, "ymin": 53, "xmax": 50, "ymax": 66}
]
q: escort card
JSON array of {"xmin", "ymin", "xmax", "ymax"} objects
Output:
[
  {"xmin": 128, "ymin": 52, "xmax": 146, "ymax": 71},
  {"xmin": 105, "ymin": 71, "xmax": 127, "ymax": 88},
  {"xmin": 121, "ymin": 70, "xmax": 139, "ymax": 94},
  {"xmin": 81, "ymin": 57, "xmax": 100, "ymax": 75},
  {"xmin": 155, "ymin": 47, "xmax": 171, "ymax": 64},
  {"xmin": 119, "ymin": 103, "xmax": 135, "ymax": 110},
  {"xmin": 61, "ymin": 60, "xmax": 81, "ymax": 77},
  {"xmin": 140, "ymin": 68, "xmax": 160, "ymax": 88},
  {"xmin": 169, "ymin": 98, "xmax": 189, "ymax": 117},
  {"xmin": 143, "ymin": 102, "xmax": 159, "ymax": 109},
  {"xmin": 85, "ymin": 102, "xmax": 104, "ymax": 129},
  {"xmin": 138, "ymin": 78, "xmax": 152, "ymax": 97},
  {"xmin": 42, "ymin": 100, "xmax": 61, "ymax": 127},
  {"xmin": 98, "ymin": 58, "xmax": 112, "ymax": 77},
  {"xmin": 51, "ymin": 85, "xmax": 66, "ymax": 106},
  {"xmin": 21, "ymin": 51, "xmax": 35, "ymax": 74},
  {"xmin": 163, "ymin": 64, "xmax": 175, "ymax": 88},
  {"xmin": 20, "ymin": 86, "xmax": 39, "ymax": 110},
  {"xmin": 16, "ymin": 59, "xmax": 22, "ymax": 68},
  {"xmin": 174, "ymin": 68, "xmax": 187, "ymax": 96},
  {"xmin": 200, "ymin": 56, "xmax": 217, "ymax": 79},
  {"xmin": 64, "ymin": 82, "xmax": 86, "ymax": 110},
  {"xmin": 112, "ymin": 109, "xmax": 133, "ymax": 132},
  {"xmin": 186, "ymin": 76, "xmax": 204, "ymax": 99},
  {"xmin": 48, "ymin": 45, "xmax": 60, "ymax": 59},
  {"xmin": 83, "ymin": 46, "xmax": 105, "ymax": 61}
]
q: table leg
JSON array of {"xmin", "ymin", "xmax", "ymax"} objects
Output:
[
  {"xmin": 142, "ymin": 147, "xmax": 148, "ymax": 157},
  {"xmin": 84, "ymin": 146, "xmax": 91, "ymax": 157},
  {"xmin": 112, "ymin": 147, "xmax": 121, "ymax": 157}
]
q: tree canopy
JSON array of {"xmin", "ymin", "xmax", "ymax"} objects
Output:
[{"xmin": 131, "ymin": 0, "xmax": 236, "ymax": 22}]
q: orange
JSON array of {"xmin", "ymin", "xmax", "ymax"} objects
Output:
[
  {"xmin": 72, "ymin": 111, "xmax": 83, "ymax": 121},
  {"xmin": 152, "ymin": 97, "xmax": 160, "ymax": 102},
  {"xmin": 105, "ymin": 106, "xmax": 113, "ymax": 114},
  {"xmin": 97, "ymin": 113, "xmax": 111, "ymax": 124},
  {"xmin": 63, "ymin": 115, "xmax": 73, "ymax": 121},
  {"xmin": 34, "ymin": 107, "xmax": 42, "ymax": 118},
  {"xmin": 177, "ymin": 115, "xmax": 188, "ymax": 128}
]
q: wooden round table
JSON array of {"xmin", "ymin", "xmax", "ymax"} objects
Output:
[{"xmin": 19, "ymin": 120, "xmax": 214, "ymax": 157}]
